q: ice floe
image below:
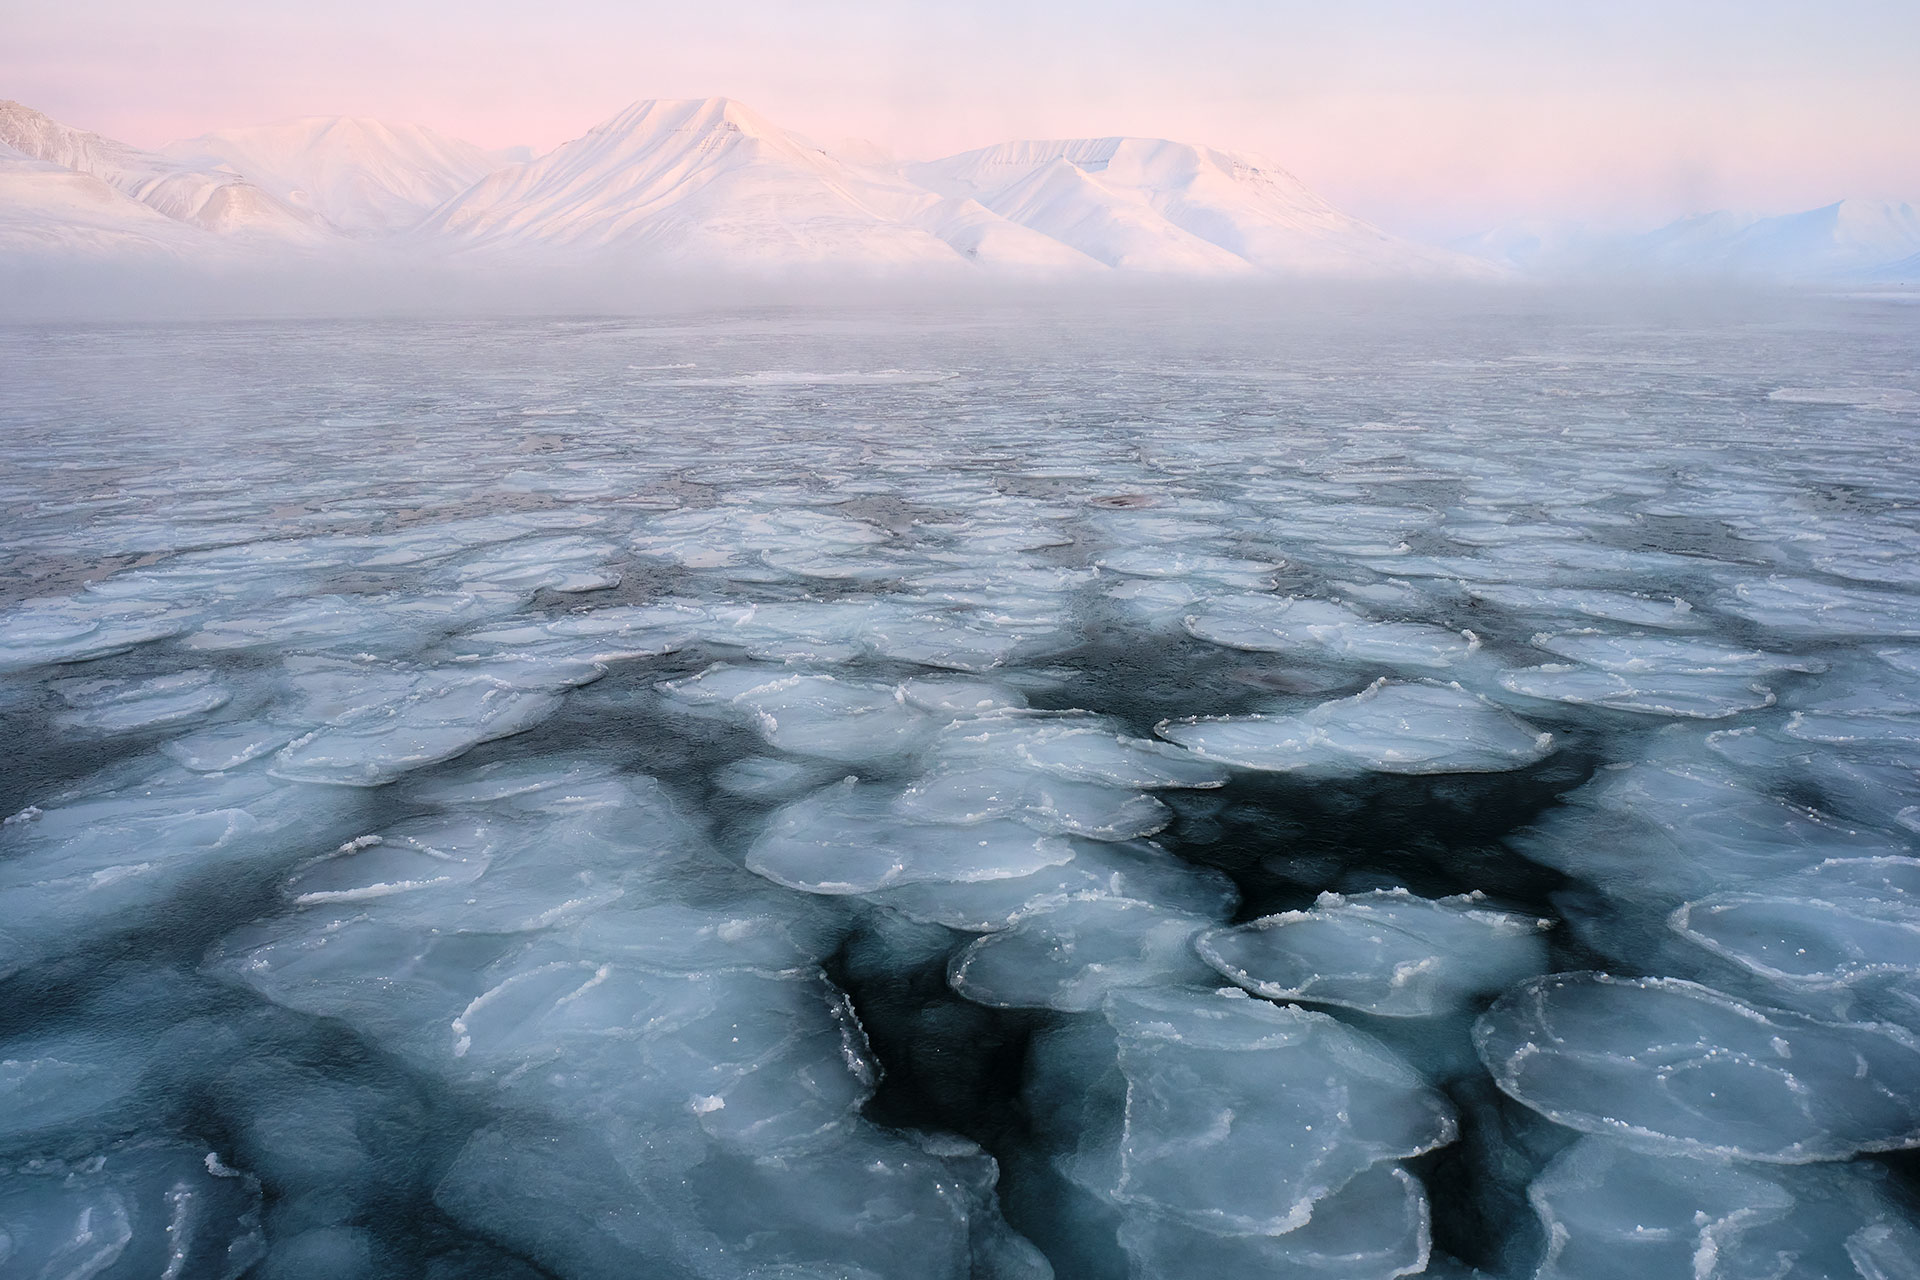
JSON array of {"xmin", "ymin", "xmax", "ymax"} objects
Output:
[
  {"xmin": 1475, "ymin": 972, "xmax": 1920, "ymax": 1161},
  {"xmin": 1159, "ymin": 679, "xmax": 1553, "ymax": 774},
  {"xmin": 5, "ymin": 306, "xmax": 1920, "ymax": 1275},
  {"xmin": 1196, "ymin": 888, "xmax": 1553, "ymax": 1017}
]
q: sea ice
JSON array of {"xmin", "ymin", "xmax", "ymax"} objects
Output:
[
  {"xmin": 0, "ymin": 1140, "xmax": 265, "ymax": 1280},
  {"xmin": 1475, "ymin": 972, "xmax": 1920, "ymax": 1161},
  {"xmin": 1498, "ymin": 663, "xmax": 1777, "ymax": 718},
  {"xmin": 1099, "ymin": 988, "xmax": 1456, "ymax": 1233},
  {"xmin": 1114, "ymin": 1162, "xmax": 1431, "ymax": 1280},
  {"xmin": 1185, "ymin": 594, "xmax": 1482, "ymax": 670},
  {"xmin": 1528, "ymin": 1136, "xmax": 1920, "ymax": 1280},
  {"xmin": 6, "ymin": 299, "xmax": 1920, "ymax": 1277},
  {"xmin": 1670, "ymin": 857, "xmax": 1920, "ymax": 991},
  {"xmin": 53, "ymin": 667, "xmax": 231, "ymax": 731},
  {"xmin": 272, "ymin": 672, "xmax": 568, "ymax": 785},
  {"xmin": 868, "ymin": 837, "xmax": 1237, "ymax": 932},
  {"xmin": 746, "ymin": 778, "xmax": 1076, "ymax": 894},
  {"xmin": 1508, "ymin": 749, "xmax": 1906, "ymax": 905},
  {"xmin": 1196, "ymin": 888, "xmax": 1552, "ymax": 1016},
  {"xmin": 1159, "ymin": 679, "xmax": 1553, "ymax": 774},
  {"xmin": 0, "ymin": 597, "xmax": 189, "ymax": 668},
  {"xmin": 947, "ymin": 897, "xmax": 1221, "ymax": 1010}
]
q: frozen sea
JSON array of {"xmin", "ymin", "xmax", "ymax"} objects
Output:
[{"xmin": 2, "ymin": 293, "xmax": 1919, "ymax": 1279}]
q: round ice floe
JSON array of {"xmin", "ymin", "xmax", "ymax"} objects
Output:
[
  {"xmin": 1158, "ymin": 679, "xmax": 1552, "ymax": 775},
  {"xmin": 898, "ymin": 675, "xmax": 1026, "ymax": 715},
  {"xmin": 1721, "ymin": 576, "xmax": 1920, "ymax": 639},
  {"xmin": 1465, "ymin": 584, "xmax": 1698, "ymax": 629},
  {"xmin": 0, "ymin": 597, "xmax": 187, "ymax": 669},
  {"xmin": 1095, "ymin": 547, "xmax": 1280, "ymax": 590},
  {"xmin": 54, "ymin": 668, "xmax": 231, "ymax": 732},
  {"xmin": 737, "ymin": 675, "xmax": 932, "ymax": 763},
  {"xmin": 160, "ymin": 722, "xmax": 295, "ymax": 771},
  {"xmin": 455, "ymin": 602, "xmax": 707, "ymax": 664},
  {"xmin": 0, "ymin": 764, "xmax": 357, "ymax": 959},
  {"xmin": 933, "ymin": 713, "xmax": 1228, "ymax": 789},
  {"xmin": 634, "ymin": 507, "xmax": 889, "ymax": 572},
  {"xmin": 442, "ymin": 535, "xmax": 623, "ymax": 593},
  {"xmin": 947, "ymin": 897, "xmax": 1219, "ymax": 1011},
  {"xmin": 1784, "ymin": 709, "xmax": 1920, "ymax": 746},
  {"xmin": 1184, "ymin": 594, "xmax": 1481, "ymax": 670},
  {"xmin": 1670, "ymin": 857, "xmax": 1920, "ymax": 990},
  {"xmin": 399, "ymin": 756, "xmax": 627, "ymax": 807},
  {"xmin": 0, "ymin": 1046, "xmax": 141, "ymax": 1145},
  {"xmin": 1530, "ymin": 632, "xmax": 1822, "ymax": 675},
  {"xmin": 556, "ymin": 899, "xmax": 846, "ymax": 977},
  {"xmin": 1528, "ymin": 1135, "xmax": 1920, "ymax": 1280},
  {"xmin": 451, "ymin": 960, "xmax": 878, "ymax": 1156},
  {"xmin": 191, "ymin": 590, "xmax": 523, "ymax": 655},
  {"xmin": 655, "ymin": 663, "xmax": 794, "ymax": 705},
  {"xmin": 897, "ymin": 766, "xmax": 1171, "ymax": 840},
  {"xmin": 1115, "ymin": 1162, "xmax": 1431, "ymax": 1280},
  {"xmin": 1498, "ymin": 664, "xmax": 1776, "ymax": 718},
  {"xmin": 0, "ymin": 1139, "xmax": 265, "ymax": 1280},
  {"xmin": 712, "ymin": 755, "xmax": 848, "ymax": 799},
  {"xmin": 864, "ymin": 612, "xmax": 1033, "ymax": 672},
  {"xmin": 1196, "ymin": 889, "xmax": 1552, "ymax": 1017},
  {"xmin": 1474, "ymin": 972, "xmax": 1920, "ymax": 1161},
  {"xmin": 1506, "ymin": 752, "xmax": 1909, "ymax": 905},
  {"xmin": 272, "ymin": 678, "xmax": 564, "ymax": 786},
  {"xmin": 746, "ymin": 778, "xmax": 1075, "ymax": 895},
  {"xmin": 868, "ymin": 838, "xmax": 1237, "ymax": 933},
  {"xmin": 283, "ymin": 826, "xmax": 493, "ymax": 907},
  {"xmin": 1101, "ymin": 988, "xmax": 1456, "ymax": 1234},
  {"xmin": 1107, "ymin": 578, "xmax": 1209, "ymax": 624},
  {"xmin": 213, "ymin": 914, "xmax": 507, "ymax": 1053},
  {"xmin": 660, "ymin": 667, "xmax": 934, "ymax": 763}
]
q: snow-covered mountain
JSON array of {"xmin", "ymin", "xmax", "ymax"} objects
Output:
[
  {"xmin": 1633, "ymin": 200, "xmax": 1920, "ymax": 278},
  {"xmin": 4, "ymin": 94, "xmax": 1913, "ymax": 285},
  {"xmin": 164, "ymin": 117, "xmax": 514, "ymax": 235},
  {"xmin": 0, "ymin": 100, "xmax": 328, "ymax": 242},
  {"xmin": 1457, "ymin": 200, "xmax": 1920, "ymax": 281},
  {"xmin": 0, "ymin": 138, "xmax": 214, "ymax": 260},
  {"xmin": 1872, "ymin": 249, "xmax": 1920, "ymax": 285},
  {"xmin": 910, "ymin": 138, "xmax": 1479, "ymax": 276},
  {"xmin": 420, "ymin": 97, "xmax": 1091, "ymax": 270}
]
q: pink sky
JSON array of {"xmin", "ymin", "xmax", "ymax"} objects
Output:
[{"xmin": 8, "ymin": 0, "xmax": 1917, "ymax": 237}]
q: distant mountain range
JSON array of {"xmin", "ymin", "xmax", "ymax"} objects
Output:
[
  {"xmin": 1454, "ymin": 200, "xmax": 1920, "ymax": 283},
  {"xmin": 1, "ymin": 96, "xmax": 1914, "ymax": 284}
]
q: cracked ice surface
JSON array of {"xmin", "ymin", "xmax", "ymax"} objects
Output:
[{"xmin": 2, "ymin": 301, "xmax": 1920, "ymax": 1277}]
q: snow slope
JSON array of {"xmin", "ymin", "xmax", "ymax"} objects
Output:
[
  {"xmin": 0, "ymin": 139, "xmax": 215, "ymax": 259},
  {"xmin": 164, "ymin": 117, "xmax": 512, "ymax": 235},
  {"xmin": 911, "ymin": 138, "xmax": 1480, "ymax": 276},
  {"xmin": 1458, "ymin": 201, "xmax": 1920, "ymax": 281},
  {"xmin": 1870, "ymin": 249, "xmax": 1920, "ymax": 285},
  {"xmin": 0, "ymin": 100, "xmax": 328, "ymax": 242},
  {"xmin": 421, "ymin": 97, "xmax": 1090, "ymax": 270},
  {"xmin": 1631, "ymin": 200, "xmax": 1920, "ymax": 278},
  {"xmin": 11, "ymin": 92, "xmax": 1910, "ymax": 284}
]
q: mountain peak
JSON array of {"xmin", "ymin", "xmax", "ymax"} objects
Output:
[
  {"xmin": 161, "ymin": 115, "xmax": 506, "ymax": 235},
  {"xmin": 595, "ymin": 97, "xmax": 777, "ymax": 143},
  {"xmin": 0, "ymin": 99, "xmax": 328, "ymax": 240},
  {"xmin": 910, "ymin": 134, "xmax": 1472, "ymax": 276},
  {"xmin": 0, "ymin": 94, "xmax": 1513, "ymax": 278}
]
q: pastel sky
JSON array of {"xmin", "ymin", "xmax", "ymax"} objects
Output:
[{"xmin": 9, "ymin": 0, "xmax": 1918, "ymax": 237}]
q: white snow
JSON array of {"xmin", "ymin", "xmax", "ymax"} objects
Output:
[
  {"xmin": 0, "ymin": 98, "xmax": 330, "ymax": 242},
  {"xmin": 164, "ymin": 116, "xmax": 512, "ymax": 235}
]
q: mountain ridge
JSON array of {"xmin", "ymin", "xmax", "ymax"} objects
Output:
[
  {"xmin": 162, "ymin": 116, "xmax": 515, "ymax": 235},
  {"xmin": 1, "ymin": 95, "xmax": 1912, "ymax": 283},
  {"xmin": 0, "ymin": 99, "xmax": 329, "ymax": 242}
]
